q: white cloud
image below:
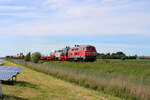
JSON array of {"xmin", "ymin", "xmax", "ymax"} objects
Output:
[
  {"xmin": 0, "ymin": 13, "xmax": 149, "ymax": 37},
  {"xmin": 0, "ymin": 0, "xmax": 149, "ymax": 36},
  {"xmin": 0, "ymin": 6, "xmax": 32, "ymax": 10},
  {"xmin": 0, "ymin": 12, "xmax": 45, "ymax": 18},
  {"xmin": 102, "ymin": 0, "xmax": 120, "ymax": 3},
  {"xmin": 44, "ymin": 0, "xmax": 71, "ymax": 9}
]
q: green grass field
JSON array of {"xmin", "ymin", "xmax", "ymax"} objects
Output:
[
  {"xmin": 45, "ymin": 59, "xmax": 150, "ymax": 82},
  {"xmin": 6, "ymin": 59, "xmax": 150, "ymax": 100},
  {"xmin": 0, "ymin": 61, "xmax": 123, "ymax": 100},
  {"xmin": 43, "ymin": 59, "xmax": 150, "ymax": 100}
]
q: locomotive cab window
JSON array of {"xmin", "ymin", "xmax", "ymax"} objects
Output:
[
  {"xmin": 86, "ymin": 47, "xmax": 95, "ymax": 50},
  {"xmin": 60, "ymin": 53, "xmax": 65, "ymax": 56},
  {"xmin": 75, "ymin": 48, "xmax": 78, "ymax": 51},
  {"xmin": 72, "ymin": 49, "xmax": 75, "ymax": 51}
]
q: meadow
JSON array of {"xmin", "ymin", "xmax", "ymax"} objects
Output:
[
  {"xmin": 45, "ymin": 59, "xmax": 150, "ymax": 79},
  {"xmin": 1, "ymin": 61, "xmax": 123, "ymax": 100},
  {"xmin": 9, "ymin": 59, "xmax": 150, "ymax": 100}
]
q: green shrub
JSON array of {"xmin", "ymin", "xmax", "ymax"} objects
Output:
[
  {"xmin": 121, "ymin": 57, "xmax": 126, "ymax": 61},
  {"xmin": 24, "ymin": 52, "xmax": 31, "ymax": 62},
  {"xmin": 31, "ymin": 52, "xmax": 41, "ymax": 63}
]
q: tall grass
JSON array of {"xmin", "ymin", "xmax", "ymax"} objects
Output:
[{"xmin": 8, "ymin": 59, "xmax": 150, "ymax": 100}]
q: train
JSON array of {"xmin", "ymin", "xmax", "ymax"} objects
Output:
[
  {"xmin": 6, "ymin": 53, "xmax": 24, "ymax": 59},
  {"xmin": 40, "ymin": 45, "xmax": 97, "ymax": 61}
]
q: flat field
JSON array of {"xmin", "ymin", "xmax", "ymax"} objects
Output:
[
  {"xmin": 0, "ymin": 61, "xmax": 123, "ymax": 100},
  {"xmin": 42, "ymin": 59, "xmax": 150, "ymax": 100},
  {"xmin": 45, "ymin": 59, "xmax": 150, "ymax": 84}
]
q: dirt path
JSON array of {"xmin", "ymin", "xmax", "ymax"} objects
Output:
[{"xmin": 1, "ymin": 61, "xmax": 123, "ymax": 100}]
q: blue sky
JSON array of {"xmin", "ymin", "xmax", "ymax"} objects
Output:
[{"xmin": 0, "ymin": 0, "xmax": 150, "ymax": 56}]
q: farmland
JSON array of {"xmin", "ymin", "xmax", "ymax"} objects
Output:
[
  {"xmin": 45, "ymin": 59, "xmax": 150, "ymax": 79},
  {"xmin": 43, "ymin": 59, "xmax": 150, "ymax": 100},
  {"xmin": 1, "ymin": 60, "xmax": 123, "ymax": 100},
  {"xmin": 43, "ymin": 59, "xmax": 150, "ymax": 87},
  {"xmin": 7, "ymin": 59, "xmax": 150, "ymax": 100}
]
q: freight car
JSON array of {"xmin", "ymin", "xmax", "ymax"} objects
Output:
[
  {"xmin": 6, "ymin": 53, "xmax": 24, "ymax": 59},
  {"xmin": 40, "ymin": 45, "xmax": 97, "ymax": 61}
]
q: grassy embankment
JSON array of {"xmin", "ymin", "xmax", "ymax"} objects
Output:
[
  {"xmin": 1, "ymin": 61, "xmax": 123, "ymax": 100},
  {"xmin": 9, "ymin": 59, "xmax": 150, "ymax": 100}
]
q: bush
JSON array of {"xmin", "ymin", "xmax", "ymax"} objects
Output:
[
  {"xmin": 97, "ymin": 52, "xmax": 137, "ymax": 60},
  {"xmin": 24, "ymin": 52, "xmax": 31, "ymax": 62},
  {"xmin": 121, "ymin": 57, "xmax": 126, "ymax": 61},
  {"xmin": 32, "ymin": 52, "xmax": 41, "ymax": 63}
]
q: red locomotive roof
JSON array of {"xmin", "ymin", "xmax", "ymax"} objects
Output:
[{"xmin": 70, "ymin": 45, "xmax": 94, "ymax": 49}]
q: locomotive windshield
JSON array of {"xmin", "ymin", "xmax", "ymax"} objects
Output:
[
  {"xmin": 86, "ymin": 47, "xmax": 95, "ymax": 50},
  {"xmin": 55, "ymin": 50, "xmax": 63, "ymax": 52},
  {"xmin": 60, "ymin": 53, "xmax": 65, "ymax": 56}
]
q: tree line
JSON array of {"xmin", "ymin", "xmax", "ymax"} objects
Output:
[
  {"xmin": 24, "ymin": 52, "xmax": 41, "ymax": 63},
  {"xmin": 97, "ymin": 52, "xmax": 137, "ymax": 60}
]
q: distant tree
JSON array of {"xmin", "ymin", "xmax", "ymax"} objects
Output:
[
  {"xmin": 97, "ymin": 53, "xmax": 105, "ymax": 59},
  {"xmin": 121, "ymin": 57, "xmax": 126, "ymax": 61},
  {"xmin": 116, "ymin": 52, "xmax": 126, "ymax": 55},
  {"xmin": 97, "ymin": 51, "xmax": 137, "ymax": 60},
  {"xmin": 5, "ymin": 56, "xmax": 10, "ymax": 59},
  {"xmin": 106, "ymin": 53, "xmax": 111, "ymax": 56},
  {"xmin": 24, "ymin": 52, "xmax": 31, "ymax": 62},
  {"xmin": 97, "ymin": 53, "xmax": 101, "ymax": 59},
  {"xmin": 111, "ymin": 52, "xmax": 126, "ymax": 59},
  {"xmin": 127, "ymin": 56, "xmax": 137, "ymax": 59},
  {"xmin": 32, "ymin": 52, "xmax": 41, "ymax": 63},
  {"xmin": 135, "ymin": 54, "xmax": 138, "ymax": 59}
]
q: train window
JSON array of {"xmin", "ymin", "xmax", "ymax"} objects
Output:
[
  {"xmin": 86, "ymin": 47, "xmax": 95, "ymax": 50},
  {"xmin": 61, "ymin": 53, "xmax": 65, "ymax": 56},
  {"xmin": 75, "ymin": 48, "xmax": 78, "ymax": 51},
  {"xmin": 60, "ymin": 50, "xmax": 63, "ymax": 52}
]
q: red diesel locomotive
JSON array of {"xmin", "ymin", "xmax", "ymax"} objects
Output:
[{"xmin": 40, "ymin": 45, "xmax": 97, "ymax": 61}]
